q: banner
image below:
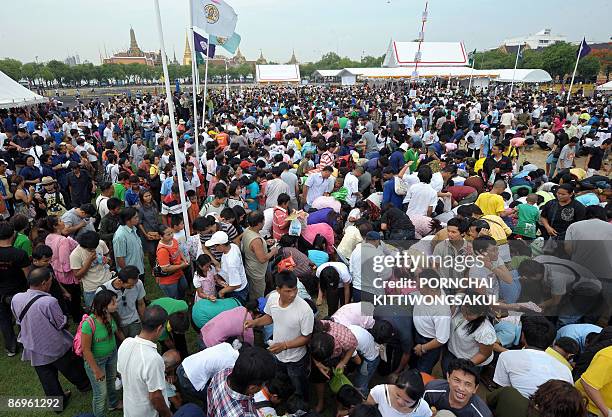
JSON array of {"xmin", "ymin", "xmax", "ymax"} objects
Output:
[
  {"xmin": 210, "ymin": 32, "xmax": 241, "ymax": 55},
  {"xmin": 193, "ymin": 31, "xmax": 216, "ymax": 58},
  {"xmin": 191, "ymin": 0, "xmax": 237, "ymax": 38},
  {"xmin": 577, "ymin": 38, "xmax": 591, "ymax": 60}
]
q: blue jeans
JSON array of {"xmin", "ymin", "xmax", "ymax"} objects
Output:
[
  {"xmin": 143, "ymin": 130, "xmax": 154, "ymax": 149},
  {"xmin": 225, "ymin": 285, "xmax": 249, "ymax": 305},
  {"xmin": 352, "ymin": 356, "xmax": 380, "ymax": 396},
  {"xmin": 176, "ymin": 364, "xmax": 207, "ymax": 404},
  {"xmin": 276, "ymin": 353, "xmax": 310, "ymax": 401},
  {"xmin": 159, "ymin": 275, "xmax": 188, "ymax": 300},
  {"xmin": 84, "ymin": 350, "xmax": 118, "ymax": 417},
  {"xmin": 413, "ymin": 332, "xmax": 442, "ymax": 375},
  {"xmin": 83, "ymin": 291, "xmax": 96, "ymax": 309}
]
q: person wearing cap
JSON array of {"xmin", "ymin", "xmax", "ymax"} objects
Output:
[
  {"xmin": 204, "ymin": 231, "xmax": 248, "ymax": 304},
  {"xmin": 38, "ymin": 176, "xmax": 67, "ymax": 217}
]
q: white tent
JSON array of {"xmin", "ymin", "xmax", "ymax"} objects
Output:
[
  {"xmin": 491, "ymin": 69, "xmax": 552, "ymax": 83},
  {"xmin": 596, "ymin": 81, "xmax": 612, "ymax": 91},
  {"xmin": 313, "ymin": 69, "xmax": 342, "ymax": 78},
  {"xmin": 256, "ymin": 64, "xmax": 301, "ymax": 83},
  {"xmin": 383, "ymin": 41, "xmax": 468, "ymax": 68},
  {"xmin": 338, "ymin": 66, "xmax": 499, "ymax": 80},
  {"xmin": 0, "ymin": 70, "xmax": 48, "ymax": 109}
]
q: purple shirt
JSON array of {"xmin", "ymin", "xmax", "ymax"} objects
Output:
[
  {"xmin": 11, "ymin": 289, "xmax": 73, "ymax": 366},
  {"xmin": 306, "ymin": 208, "xmax": 337, "ymax": 228},
  {"xmin": 201, "ymin": 306, "xmax": 254, "ymax": 348}
]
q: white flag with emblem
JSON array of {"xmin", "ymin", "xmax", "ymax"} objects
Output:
[{"xmin": 191, "ymin": 0, "xmax": 238, "ymax": 38}]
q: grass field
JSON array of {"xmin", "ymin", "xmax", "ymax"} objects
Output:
[{"xmin": 0, "ymin": 261, "xmax": 181, "ymax": 417}]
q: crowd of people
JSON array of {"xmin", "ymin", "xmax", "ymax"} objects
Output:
[{"xmin": 0, "ymin": 81, "xmax": 611, "ymax": 417}]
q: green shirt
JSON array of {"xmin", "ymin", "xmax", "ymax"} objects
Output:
[
  {"xmin": 192, "ymin": 298, "xmax": 240, "ymax": 329},
  {"xmin": 13, "ymin": 232, "xmax": 32, "ymax": 257},
  {"xmin": 81, "ymin": 315, "xmax": 117, "ymax": 358},
  {"xmin": 403, "ymin": 149, "xmax": 420, "ymax": 173},
  {"xmin": 150, "ymin": 298, "xmax": 188, "ymax": 341},
  {"xmin": 113, "ymin": 183, "xmax": 126, "ymax": 201},
  {"xmin": 338, "ymin": 117, "xmax": 349, "ymax": 129},
  {"xmin": 487, "ymin": 387, "xmax": 532, "ymax": 417},
  {"xmin": 514, "ymin": 203, "xmax": 540, "ymax": 238}
]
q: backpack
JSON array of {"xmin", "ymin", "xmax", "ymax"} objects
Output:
[{"xmin": 73, "ymin": 314, "xmax": 96, "ymax": 357}]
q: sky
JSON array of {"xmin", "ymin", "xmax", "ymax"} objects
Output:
[{"xmin": 1, "ymin": 0, "xmax": 610, "ymax": 65}]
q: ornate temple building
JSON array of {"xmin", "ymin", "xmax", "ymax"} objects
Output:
[
  {"xmin": 103, "ymin": 28, "xmax": 161, "ymax": 66},
  {"xmin": 286, "ymin": 49, "xmax": 298, "ymax": 65}
]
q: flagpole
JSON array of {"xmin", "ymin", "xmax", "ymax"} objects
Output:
[
  {"xmin": 567, "ymin": 41, "xmax": 584, "ymax": 103},
  {"xmin": 509, "ymin": 43, "xmax": 521, "ymax": 97},
  {"xmin": 153, "ymin": 0, "xmax": 191, "ymax": 236},
  {"xmin": 201, "ymin": 50, "xmax": 209, "ymax": 130},
  {"xmin": 467, "ymin": 54, "xmax": 476, "ymax": 96},
  {"xmin": 187, "ymin": 14, "xmax": 200, "ymax": 161},
  {"xmin": 224, "ymin": 58, "xmax": 230, "ymax": 100}
]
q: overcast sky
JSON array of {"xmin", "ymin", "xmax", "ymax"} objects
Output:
[{"xmin": 1, "ymin": 0, "xmax": 610, "ymax": 65}]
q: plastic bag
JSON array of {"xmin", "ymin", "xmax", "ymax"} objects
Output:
[
  {"xmin": 329, "ymin": 368, "xmax": 353, "ymax": 394},
  {"xmin": 289, "ymin": 219, "xmax": 302, "ymax": 236}
]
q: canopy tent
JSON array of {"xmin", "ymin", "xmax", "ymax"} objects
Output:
[
  {"xmin": 596, "ymin": 81, "xmax": 612, "ymax": 91},
  {"xmin": 383, "ymin": 41, "xmax": 468, "ymax": 68},
  {"xmin": 491, "ymin": 69, "xmax": 552, "ymax": 83},
  {"xmin": 256, "ymin": 64, "xmax": 301, "ymax": 83},
  {"xmin": 0, "ymin": 70, "xmax": 48, "ymax": 109},
  {"xmin": 313, "ymin": 69, "xmax": 343, "ymax": 78},
  {"xmin": 337, "ymin": 66, "xmax": 499, "ymax": 80}
]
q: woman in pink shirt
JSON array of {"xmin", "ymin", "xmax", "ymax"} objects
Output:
[
  {"xmin": 200, "ymin": 300, "xmax": 260, "ymax": 348},
  {"xmin": 43, "ymin": 216, "xmax": 81, "ymax": 322},
  {"xmin": 302, "ymin": 222, "xmax": 335, "ymax": 254}
]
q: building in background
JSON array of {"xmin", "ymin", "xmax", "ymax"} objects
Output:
[
  {"xmin": 501, "ymin": 28, "xmax": 567, "ymax": 52},
  {"xmin": 64, "ymin": 55, "xmax": 81, "ymax": 66},
  {"xmin": 103, "ymin": 28, "xmax": 161, "ymax": 66}
]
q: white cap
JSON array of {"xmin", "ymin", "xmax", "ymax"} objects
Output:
[
  {"xmin": 399, "ymin": 143, "xmax": 409, "ymax": 151},
  {"xmin": 204, "ymin": 231, "xmax": 229, "ymax": 247}
]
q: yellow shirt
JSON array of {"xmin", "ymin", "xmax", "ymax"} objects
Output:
[
  {"xmin": 481, "ymin": 215, "xmax": 512, "ymax": 244},
  {"xmin": 545, "ymin": 347, "xmax": 572, "ymax": 370},
  {"xmin": 476, "ymin": 192, "xmax": 505, "ymax": 216},
  {"xmin": 474, "ymin": 157, "xmax": 486, "ymax": 174},
  {"xmin": 575, "ymin": 346, "xmax": 612, "ymax": 416}
]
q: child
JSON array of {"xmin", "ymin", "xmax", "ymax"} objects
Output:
[
  {"xmin": 186, "ymin": 190, "xmax": 199, "ymax": 229},
  {"xmin": 114, "ymin": 171, "xmax": 130, "ymax": 201},
  {"xmin": 162, "ymin": 349, "xmax": 183, "ymax": 411},
  {"xmin": 124, "ymin": 175, "xmax": 142, "ymax": 207},
  {"xmin": 307, "ymin": 234, "xmax": 329, "ymax": 268},
  {"xmin": 513, "ymin": 193, "xmax": 540, "ymax": 240},
  {"xmin": 253, "ymin": 373, "xmax": 296, "ymax": 417},
  {"xmin": 193, "ymin": 254, "xmax": 217, "ymax": 302},
  {"xmin": 32, "ymin": 244, "xmax": 71, "ymax": 315}
]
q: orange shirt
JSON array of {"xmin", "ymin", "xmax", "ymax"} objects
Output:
[
  {"xmin": 156, "ymin": 239, "xmax": 183, "ymax": 285},
  {"xmin": 216, "ymin": 132, "xmax": 229, "ymax": 149}
]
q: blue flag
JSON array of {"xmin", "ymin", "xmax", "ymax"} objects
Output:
[
  {"xmin": 209, "ymin": 32, "xmax": 241, "ymax": 55},
  {"xmin": 193, "ymin": 31, "xmax": 216, "ymax": 58},
  {"xmin": 577, "ymin": 38, "xmax": 591, "ymax": 60}
]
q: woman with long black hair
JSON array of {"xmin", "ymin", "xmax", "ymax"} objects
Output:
[{"xmin": 443, "ymin": 301, "xmax": 496, "ymax": 376}]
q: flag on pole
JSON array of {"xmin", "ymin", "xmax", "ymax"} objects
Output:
[
  {"xmin": 577, "ymin": 38, "xmax": 591, "ymax": 60},
  {"xmin": 468, "ymin": 48, "xmax": 476, "ymax": 65},
  {"xmin": 193, "ymin": 31, "xmax": 216, "ymax": 58},
  {"xmin": 517, "ymin": 44, "xmax": 524, "ymax": 60},
  {"xmin": 191, "ymin": 0, "xmax": 237, "ymax": 38},
  {"xmin": 210, "ymin": 32, "xmax": 241, "ymax": 55}
]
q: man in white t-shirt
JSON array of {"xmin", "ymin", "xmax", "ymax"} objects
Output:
[
  {"xmin": 118, "ymin": 305, "xmax": 173, "ymax": 417},
  {"xmin": 348, "ymin": 324, "xmax": 380, "ymax": 396},
  {"xmin": 205, "ymin": 231, "xmax": 248, "ymax": 303},
  {"xmin": 177, "ymin": 342, "xmax": 239, "ymax": 401},
  {"xmin": 343, "ymin": 167, "xmax": 363, "ymax": 208},
  {"xmin": 493, "ymin": 315, "xmax": 573, "ymax": 398},
  {"xmin": 245, "ymin": 271, "xmax": 314, "ymax": 400},
  {"xmin": 406, "ymin": 168, "xmax": 438, "ymax": 217}
]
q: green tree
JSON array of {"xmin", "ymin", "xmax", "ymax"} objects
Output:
[
  {"xmin": 539, "ymin": 42, "xmax": 576, "ymax": 82},
  {"xmin": 39, "ymin": 67, "xmax": 55, "ymax": 87},
  {"xmin": 577, "ymin": 56, "xmax": 600, "ymax": 81},
  {"xmin": 473, "ymin": 49, "xmax": 514, "ymax": 69},
  {"xmin": 0, "ymin": 58, "xmax": 23, "ymax": 81},
  {"xmin": 21, "ymin": 62, "xmax": 42, "ymax": 86},
  {"xmin": 46, "ymin": 60, "xmax": 70, "ymax": 86}
]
